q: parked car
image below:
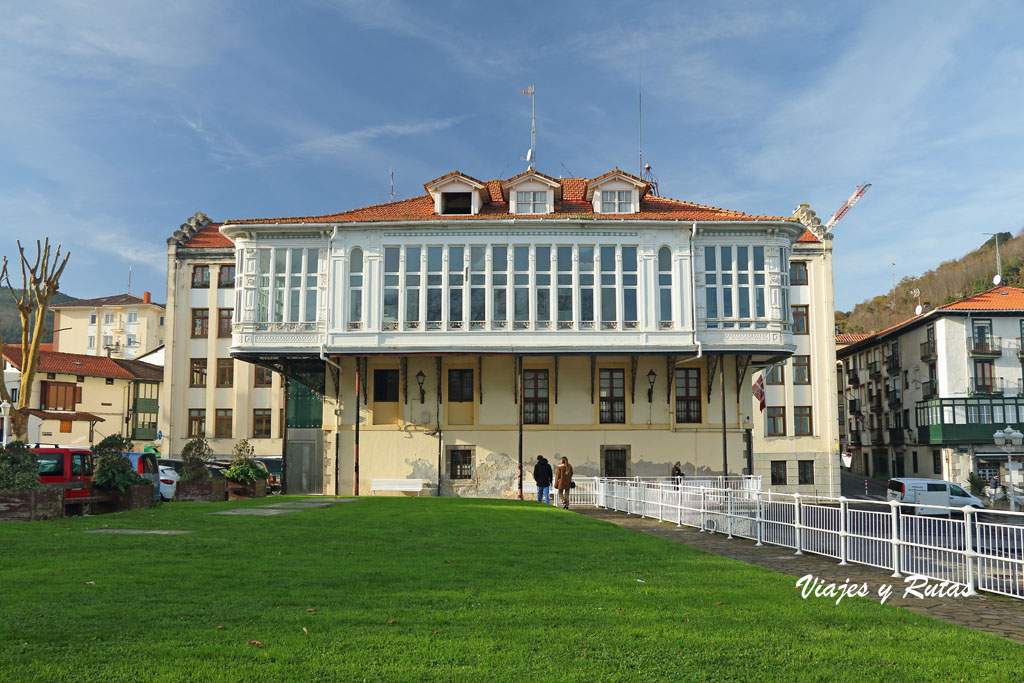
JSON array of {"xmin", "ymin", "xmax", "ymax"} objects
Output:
[
  {"xmin": 257, "ymin": 457, "xmax": 283, "ymax": 493},
  {"xmin": 158, "ymin": 465, "xmax": 179, "ymax": 501},
  {"xmin": 887, "ymin": 477, "xmax": 984, "ymax": 515},
  {"xmin": 32, "ymin": 446, "xmax": 93, "ymax": 500}
]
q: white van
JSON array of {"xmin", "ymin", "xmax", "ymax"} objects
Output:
[{"xmin": 886, "ymin": 478, "xmax": 984, "ymax": 515}]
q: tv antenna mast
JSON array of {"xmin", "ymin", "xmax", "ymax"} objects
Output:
[
  {"xmin": 521, "ymin": 86, "xmax": 536, "ymax": 170},
  {"xmin": 983, "ymin": 231, "xmax": 1003, "ymax": 285}
]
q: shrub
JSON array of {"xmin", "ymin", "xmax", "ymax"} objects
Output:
[
  {"xmin": 0, "ymin": 441, "xmax": 42, "ymax": 491},
  {"xmin": 967, "ymin": 472, "xmax": 986, "ymax": 496},
  {"xmin": 93, "ymin": 434, "xmax": 134, "ymax": 458},
  {"xmin": 92, "ymin": 454, "xmax": 149, "ymax": 494},
  {"xmin": 180, "ymin": 437, "xmax": 212, "ymax": 483},
  {"xmin": 225, "ymin": 439, "xmax": 268, "ymax": 485}
]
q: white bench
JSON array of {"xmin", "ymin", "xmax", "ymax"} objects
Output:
[{"xmin": 371, "ymin": 478, "xmax": 426, "ymax": 496}]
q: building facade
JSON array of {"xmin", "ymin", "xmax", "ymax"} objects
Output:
[
  {"xmin": 837, "ymin": 286, "xmax": 1024, "ymax": 488},
  {"xmin": 52, "ymin": 293, "xmax": 165, "ymax": 359},
  {"xmin": 219, "ymin": 169, "xmax": 808, "ymax": 496},
  {"xmin": 161, "ymin": 212, "xmax": 286, "ymax": 459},
  {"xmin": 1, "ymin": 345, "xmax": 162, "ymax": 446},
  {"xmin": 750, "ymin": 222, "xmax": 840, "ymax": 496}
]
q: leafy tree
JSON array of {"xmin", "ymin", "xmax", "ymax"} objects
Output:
[{"xmin": 0, "ymin": 441, "xmax": 42, "ymax": 491}]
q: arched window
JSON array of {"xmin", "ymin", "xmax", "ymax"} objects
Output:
[
  {"xmin": 348, "ymin": 248, "xmax": 363, "ymax": 329},
  {"xmin": 658, "ymin": 247, "xmax": 672, "ymax": 327}
]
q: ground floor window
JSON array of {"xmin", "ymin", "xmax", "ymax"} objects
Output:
[
  {"xmin": 601, "ymin": 446, "xmax": 630, "ymax": 477},
  {"xmin": 798, "ymin": 460, "xmax": 814, "ymax": 485},
  {"xmin": 448, "ymin": 447, "xmax": 473, "ymax": 479},
  {"xmin": 771, "ymin": 460, "xmax": 787, "ymax": 486},
  {"xmin": 188, "ymin": 409, "xmax": 205, "ymax": 437},
  {"xmin": 912, "ymin": 450, "xmax": 918, "ymax": 473},
  {"xmin": 675, "ymin": 368, "xmax": 700, "ymax": 423},
  {"xmin": 215, "ymin": 409, "xmax": 232, "ymax": 438},
  {"xmin": 977, "ymin": 461, "xmax": 1000, "ymax": 481},
  {"xmin": 254, "ymin": 409, "xmax": 272, "ymax": 438},
  {"xmin": 933, "ymin": 450, "xmax": 942, "ymax": 475}
]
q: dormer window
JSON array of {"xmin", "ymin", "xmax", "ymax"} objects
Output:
[
  {"xmin": 442, "ymin": 192, "xmax": 472, "ymax": 215},
  {"xmin": 516, "ymin": 191, "xmax": 547, "ymax": 214},
  {"xmin": 602, "ymin": 191, "xmax": 632, "ymax": 214}
]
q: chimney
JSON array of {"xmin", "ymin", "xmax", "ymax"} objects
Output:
[{"xmin": 143, "ymin": 291, "xmax": 151, "ymax": 304}]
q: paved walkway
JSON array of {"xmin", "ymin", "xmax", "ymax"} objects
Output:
[{"xmin": 573, "ymin": 506, "xmax": 1024, "ymax": 643}]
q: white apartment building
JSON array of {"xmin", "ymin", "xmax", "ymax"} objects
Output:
[
  {"xmin": 838, "ymin": 286, "xmax": 1024, "ymax": 489},
  {"xmin": 751, "ymin": 221, "xmax": 839, "ymax": 496},
  {"xmin": 52, "ymin": 293, "xmax": 165, "ymax": 359},
  {"xmin": 218, "ymin": 168, "xmax": 809, "ymax": 496},
  {"xmin": 161, "ymin": 213, "xmax": 286, "ymax": 459}
]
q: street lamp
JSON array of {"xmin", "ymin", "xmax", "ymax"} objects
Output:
[
  {"xmin": 646, "ymin": 369, "xmax": 657, "ymax": 403},
  {"xmin": 993, "ymin": 425, "xmax": 1022, "ymax": 512},
  {"xmin": 0, "ymin": 400, "xmax": 10, "ymax": 449},
  {"xmin": 415, "ymin": 370, "xmax": 426, "ymax": 404}
]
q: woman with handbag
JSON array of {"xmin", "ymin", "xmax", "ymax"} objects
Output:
[{"xmin": 554, "ymin": 456, "xmax": 574, "ymax": 509}]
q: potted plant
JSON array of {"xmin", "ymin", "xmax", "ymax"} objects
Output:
[
  {"xmin": 224, "ymin": 439, "xmax": 269, "ymax": 499},
  {"xmin": 174, "ymin": 437, "xmax": 226, "ymax": 502},
  {"xmin": 91, "ymin": 435, "xmax": 153, "ymax": 511},
  {"xmin": 0, "ymin": 441, "xmax": 62, "ymax": 521}
]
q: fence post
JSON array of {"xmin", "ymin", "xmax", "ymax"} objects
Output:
[
  {"xmin": 838, "ymin": 496, "xmax": 849, "ymax": 566},
  {"xmin": 727, "ymin": 487, "xmax": 734, "ymax": 539},
  {"xmin": 677, "ymin": 482, "xmax": 683, "ymax": 527},
  {"xmin": 755, "ymin": 491, "xmax": 763, "ymax": 546},
  {"xmin": 889, "ymin": 500, "xmax": 902, "ymax": 578},
  {"xmin": 700, "ymin": 486, "xmax": 707, "ymax": 532},
  {"xmin": 963, "ymin": 505, "xmax": 977, "ymax": 596},
  {"xmin": 793, "ymin": 492, "xmax": 803, "ymax": 555}
]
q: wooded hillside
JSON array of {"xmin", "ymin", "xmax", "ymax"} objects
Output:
[
  {"xmin": 0, "ymin": 290, "xmax": 78, "ymax": 346},
  {"xmin": 837, "ymin": 229, "xmax": 1024, "ymax": 334}
]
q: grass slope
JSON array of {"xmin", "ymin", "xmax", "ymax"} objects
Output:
[{"xmin": 0, "ymin": 497, "xmax": 1020, "ymax": 681}]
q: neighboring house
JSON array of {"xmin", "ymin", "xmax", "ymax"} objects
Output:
[
  {"xmin": 1, "ymin": 344, "xmax": 162, "ymax": 447},
  {"xmin": 51, "ymin": 293, "xmax": 165, "ymax": 360},
  {"xmin": 835, "ymin": 333, "xmax": 871, "ymax": 460},
  {"xmin": 837, "ymin": 286, "xmax": 1024, "ymax": 487},
  {"xmin": 161, "ymin": 213, "xmax": 286, "ymax": 459},
  {"xmin": 216, "ymin": 167, "xmax": 807, "ymax": 496},
  {"xmin": 750, "ymin": 224, "xmax": 840, "ymax": 495}
]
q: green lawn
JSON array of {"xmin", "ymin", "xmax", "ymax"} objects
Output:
[{"xmin": 0, "ymin": 497, "xmax": 1020, "ymax": 681}]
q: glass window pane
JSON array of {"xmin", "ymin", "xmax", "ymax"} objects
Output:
[
  {"xmin": 514, "ymin": 246, "xmax": 529, "ymax": 271},
  {"xmin": 579, "ymin": 246, "xmax": 593, "ymax": 272},
  {"xmin": 557, "ymin": 246, "xmax": 572, "ymax": 272},
  {"xmin": 428, "ymin": 247, "xmax": 442, "ymax": 272},
  {"xmin": 493, "ymin": 246, "xmax": 507, "ymax": 271},
  {"xmin": 705, "ymin": 246, "xmax": 716, "ymax": 271},
  {"xmin": 471, "ymin": 246, "xmax": 486, "ymax": 271},
  {"xmin": 449, "ymin": 246, "xmax": 464, "ymax": 271},
  {"xmin": 601, "ymin": 246, "xmax": 616, "ymax": 271},
  {"xmin": 622, "ymin": 247, "xmax": 636, "ymax": 272},
  {"xmin": 535, "ymin": 246, "xmax": 550, "ymax": 271}
]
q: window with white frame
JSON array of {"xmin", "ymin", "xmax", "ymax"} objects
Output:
[
  {"xmin": 127, "ymin": 311, "xmax": 138, "ymax": 323},
  {"xmin": 449, "ymin": 246, "xmax": 464, "ymax": 329},
  {"xmin": 704, "ymin": 245, "xmax": 768, "ymax": 329},
  {"xmin": 513, "ymin": 246, "xmax": 529, "ymax": 328},
  {"xmin": 254, "ymin": 247, "xmax": 321, "ymax": 324},
  {"xmin": 557, "ymin": 246, "xmax": 573, "ymax": 328},
  {"xmin": 347, "ymin": 248, "xmax": 363, "ymax": 329},
  {"xmin": 470, "ymin": 246, "xmax": 486, "ymax": 329},
  {"xmin": 426, "ymin": 246, "xmax": 443, "ymax": 329},
  {"xmin": 658, "ymin": 247, "xmax": 672, "ymax": 328},
  {"xmin": 383, "ymin": 247, "xmax": 399, "ymax": 330},
  {"xmin": 535, "ymin": 246, "xmax": 551, "ymax": 329},
  {"xmin": 87, "ymin": 336, "xmax": 95, "ymax": 349},
  {"xmin": 579, "ymin": 246, "xmax": 594, "ymax": 328},
  {"xmin": 104, "ymin": 313, "xmax": 114, "ymax": 325},
  {"xmin": 516, "ymin": 191, "xmax": 547, "ymax": 214},
  {"xmin": 601, "ymin": 190, "xmax": 631, "ymax": 213},
  {"xmin": 89, "ymin": 313, "xmax": 96, "ymax": 325},
  {"xmin": 491, "ymin": 246, "xmax": 507, "ymax": 328},
  {"xmin": 405, "ymin": 246, "xmax": 421, "ymax": 330}
]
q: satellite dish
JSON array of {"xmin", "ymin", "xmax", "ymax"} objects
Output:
[
  {"xmin": 525, "ymin": 149, "xmax": 533, "ymax": 161},
  {"xmin": 915, "ymin": 305, "xmax": 923, "ymax": 316},
  {"xmin": 993, "ymin": 274, "xmax": 1002, "ymax": 285}
]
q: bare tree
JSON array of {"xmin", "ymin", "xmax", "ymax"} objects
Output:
[{"xmin": 0, "ymin": 240, "xmax": 70, "ymax": 440}]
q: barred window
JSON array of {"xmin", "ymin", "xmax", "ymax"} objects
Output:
[
  {"xmin": 599, "ymin": 369, "xmax": 626, "ymax": 424},
  {"xmin": 798, "ymin": 460, "xmax": 814, "ymax": 485},
  {"xmin": 448, "ymin": 447, "xmax": 473, "ymax": 479},
  {"xmin": 448, "ymin": 369, "xmax": 474, "ymax": 402},
  {"xmin": 674, "ymin": 368, "xmax": 701, "ymax": 423},
  {"xmin": 523, "ymin": 369, "xmax": 549, "ymax": 424}
]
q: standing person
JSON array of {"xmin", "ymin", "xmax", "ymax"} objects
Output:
[
  {"xmin": 533, "ymin": 455, "xmax": 553, "ymax": 504},
  {"xmin": 671, "ymin": 461, "xmax": 683, "ymax": 483},
  {"xmin": 554, "ymin": 456, "xmax": 573, "ymax": 510},
  {"xmin": 990, "ymin": 474, "xmax": 1000, "ymax": 501}
]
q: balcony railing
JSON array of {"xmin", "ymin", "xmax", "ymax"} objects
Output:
[
  {"xmin": 920, "ymin": 339, "xmax": 937, "ymax": 361},
  {"xmin": 922, "ymin": 379, "xmax": 938, "ymax": 399},
  {"xmin": 884, "ymin": 354, "xmax": 900, "ymax": 374},
  {"xmin": 968, "ymin": 335, "xmax": 1002, "ymax": 358},
  {"xmin": 847, "ymin": 368, "xmax": 861, "ymax": 385},
  {"xmin": 849, "ymin": 431, "xmax": 862, "ymax": 446},
  {"xmin": 869, "ymin": 392, "xmax": 883, "ymax": 411},
  {"xmin": 848, "ymin": 398, "xmax": 861, "ymax": 414},
  {"xmin": 887, "ymin": 388, "xmax": 902, "ymax": 407},
  {"xmin": 1018, "ymin": 337, "xmax": 1024, "ymax": 361},
  {"xmin": 969, "ymin": 377, "xmax": 1004, "ymax": 395},
  {"xmin": 888, "ymin": 428, "xmax": 906, "ymax": 445},
  {"xmin": 868, "ymin": 360, "xmax": 881, "ymax": 378},
  {"xmin": 870, "ymin": 428, "xmax": 884, "ymax": 444}
]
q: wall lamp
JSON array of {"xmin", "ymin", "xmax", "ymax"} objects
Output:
[
  {"xmin": 647, "ymin": 369, "xmax": 657, "ymax": 403},
  {"xmin": 415, "ymin": 370, "xmax": 426, "ymax": 404}
]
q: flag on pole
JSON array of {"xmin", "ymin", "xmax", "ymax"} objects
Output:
[{"xmin": 752, "ymin": 375, "xmax": 766, "ymax": 412}]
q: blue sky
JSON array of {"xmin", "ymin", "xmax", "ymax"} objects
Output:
[{"xmin": 2, "ymin": 0, "xmax": 1022, "ymax": 312}]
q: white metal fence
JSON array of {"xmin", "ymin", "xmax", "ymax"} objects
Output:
[{"xmin": 591, "ymin": 478, "xmax": 1024, "ymax": 601}]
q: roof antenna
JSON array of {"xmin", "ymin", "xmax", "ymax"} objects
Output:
[
  {"xmin": 521, "ymin": 86, "xmax": 535, "ymax": 170},
  {"xmin": 127, "ymin": 263, "xmax": 132, "ymax": 294},
  {"xmin": 389, "ymin": 169, "xmax": 394, "ymax": 203},
  {"xmin": 638, "ymin": 65, "xmax": 643, "ymax": 177}
]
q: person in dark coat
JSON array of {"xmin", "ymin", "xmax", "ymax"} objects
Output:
[
  {"xmin": 671, "ymin": 461, "xmax": 683, "ymax": 483},
  {"xmin": 533, "ymin": 455, "xmax": 553, "ymax": 504}
]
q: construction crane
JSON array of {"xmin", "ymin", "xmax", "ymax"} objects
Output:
[{"xmin": 824, "ymin": 182, "xmax": 871, "ymax": 232}]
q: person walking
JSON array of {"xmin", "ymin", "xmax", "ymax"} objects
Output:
[
  {"xmin": 533, "ymin": 455, "xmax": 553, "ymax": 504},
  {"xmin": 554, "ymin": 456, "xmax": 573, "ymax": 509},
  {"xmin": 671, "ymin": 461, "xmax": 683, "ymax": 483}
]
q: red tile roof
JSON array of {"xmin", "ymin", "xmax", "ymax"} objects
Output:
[
  {"xmin": 183, "ymin": 222, "xmax": 231, "ymax": 248},
  {"xmin": 52, "ymin": 293, "xmax": 163, "ymax": 309},
  {"xmin": 2, "ymin": 345, "xmax": 163, "ymax": 381},
  {"xmin": 226, "ymin": 185, "xmax": 792, "ymax": 225},
  {"xmin": 29, "ymin": 410, "xmax": 104, "ymax": 422},
  {"xmin": 796, "ymin": 229, "xmax": 820, "ymax": 243},
  {"xmin": 423, "ymin": 170, "xmax": 486, "ymax": 190},
  {"xmin": 938, "ymin": 286, "xmax": 1024, "ymax": 311},
  {"xmin": 836, "ymin": 333, "xmax": 871, "ymax": 344}
]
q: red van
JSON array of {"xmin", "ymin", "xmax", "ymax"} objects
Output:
[{"xmin": 33, "ymin": 447, "xmax": 94, "ymax": 499}]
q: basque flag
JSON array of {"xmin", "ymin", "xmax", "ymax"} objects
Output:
[{"xmin": 752, "ymin": 375, "xmax": 766, "ymax": 413}]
